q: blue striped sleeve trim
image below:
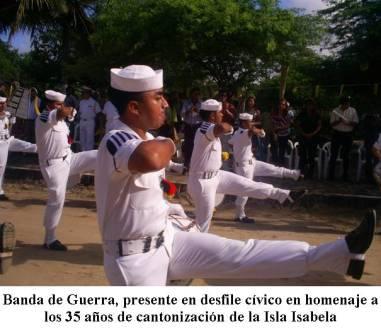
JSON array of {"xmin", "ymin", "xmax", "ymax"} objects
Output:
[
  {"xmin": 200, "ymin": 122, "xmax": 212, "ymax": 134},
  {"xmin": 39, "ymin": 112, "xmax": 49, "ymax": 123},
  {"xmin": 106, "ymin": 139, "xmax": 118, "ymax": 155},
  {"xmin": 106, "ymin": 131, "xmax": 138, "ymax": 156}
]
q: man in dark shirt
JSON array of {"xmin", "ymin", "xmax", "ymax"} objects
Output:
[{"xmin": 296, "ymin": 99, "xmax": 322, "ymax": 179}]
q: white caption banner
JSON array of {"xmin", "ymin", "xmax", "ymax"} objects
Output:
[{"xmin": 0, "ymin": 286, "xmax": 379, "ymax": 335}]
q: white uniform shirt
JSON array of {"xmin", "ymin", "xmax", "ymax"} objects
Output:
[
  {"xmin": 330, "ymin": 106, "xmax": 359, "ymax": 132},
  {"xmin": 102, "ymin": 101, "xmax": 119, "ymax": 128},
  {"xmin": 228, "ymin": 128, "xmax": 253, "ymax": 164},
  {"xmin": 373, "ymin": 133, "xmax": 381, "ymax": 151},
  {"xmin": 0, "ymin": 112, "xmax": 13, "ymax": 141},
  {"xmin": 35, "ymin": 109, "xmax": 70, "ymax": 162},
  {"xmin": 79, "ymin": 97, "xmax": 101, "ymax": 121},
  {"xmin": 180, "ymin": 99, "xmax": 202, "ymax": 125},
  {"xmin": 189, "ymin": 122, "xmax": 222, "ymax": 173},
  {"xmin": 95, "ymin": 119, "xmax": 169, "ymax": 241}
]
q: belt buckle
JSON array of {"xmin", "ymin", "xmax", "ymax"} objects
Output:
[
  {"xmin": 155, "ymin": 231, "xmax": 165, "ymax": 248},
  {"xmin": 142, "ymin": 236, "xmax": 152, "ymax": 253}
]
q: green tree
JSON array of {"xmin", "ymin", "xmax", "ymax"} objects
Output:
[
  {"xmin": 71, "ymin": 0, "xmax": 322, "ymax": 94},
  {"xmin": 0, "ymin": 40, "xmax": 21, "ymax": 82},
  {"xmin": 0, "ymin": 0, "xmax": 96, "ymax": 81},
  {"xmin": 320, "ymin": 0, "xmax": 381, "ymax": 82}
]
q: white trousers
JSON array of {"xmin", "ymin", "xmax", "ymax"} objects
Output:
[
  {"xmin": 80, "ymin": 120, "xmax": 95, "ymax": 151},
  {"xmin": 187, "ymin": 170, "xmax": 290, "ymax": 232},
  {"xmin": 0, "ymin": 137, "xmax": 37, "ymax": 195},
  {"xmin": 40, "ymin": 150, "xmax": 97, "ymax": 244},
  {"xmin": 103, "ymin": 227, "xmax": 352, "ymax": 286},
  {"xmin": 235, "ymin": 161, "xmax": 299, "ymax": 218}
]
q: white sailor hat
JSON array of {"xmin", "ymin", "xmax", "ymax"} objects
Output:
[
  {"xmin": 239, "ymin": 113, "xmax": 253, "ymax": 121},
  {"xmin": 201, "ymin": 99, "xmax": 222, "ymax": 111},
  {"xmin": 81, "ymin": 85, "xmax": 92, "ymax": 91},
  {"xmin": 45, "ymin": 90, "xmax": 66, "ymax": 102},
  {"xmin": 0, "ymin": 96, "xmax": 7, "ymax": 103},
  {"xmin": 110, "ymin": 65, "xmax": 163, "ymax": 92}
]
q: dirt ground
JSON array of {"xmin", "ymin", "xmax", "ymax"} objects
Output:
[{"xmin": 0, "ymin": 181, "xmax": 380, "ymax": 286}]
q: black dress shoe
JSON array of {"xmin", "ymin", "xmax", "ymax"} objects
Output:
[
  {"xmin": 345, "ymin": 209, "xmax": 376, "ymax": 254},
  {"xmin": 43, "ymin": 240, "xmax": 68, "ymax": 251},
  {"xmin": 283, "ymin": 189, "xmax": 307, "ymax": 206},
  {"xmin": 235, "ymin": 216, "xmax": 255, "ymax": 224},
  {"xmin": 0, "ymin": 194, "xmax": 9, "ymax": 201},
  {"xmin": 346, "ymin": 259, "xmax": 365, "ymax": 280}
]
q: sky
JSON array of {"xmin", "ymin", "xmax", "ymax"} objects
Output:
[
  {"xmin": 1, "ymin": 0, "xmax": 328, "ymax": 54},
  {"xmin": 280, "ymin": 0, "xmax": 327, "ymax": 13}
]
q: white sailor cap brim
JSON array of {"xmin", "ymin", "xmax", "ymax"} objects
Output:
[
  {"xmin": 81, "ymin": 86, "xmax": 92, "ymax": 91},
  {"xmin": 110, "ymin": 65, "xmax": 163, "ymax": 92},
  {"xmin": 45, "ymin": 90, "xmax": 66, "ymax": 102},
  {"xmin": 0, "ymin": 97, "xmax": 7, "ymax": 103},
  {"xmin": 201, "ymin": 99, "xmax": 222, "ymax": 111},
  {"xmin": 239, "ymin": 113, "xmax": 253, "ymax": 121}
]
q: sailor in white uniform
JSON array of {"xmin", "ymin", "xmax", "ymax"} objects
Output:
[
  {"xmin": 35, "ymin": 90, "xmax": 98, "ymax": 251},
  {"xmin": 102, "ymin": 99, "xmax": 119, "ymax": 132},
  {"xmin": 187, "ymin": 99, "xmax": 305, "ymax": 232},
  {"xmin": 95, "ymin": 64, "xmax": 375, "ymax": 286},
  {"xmin": 229, "ymin": 112, "xmax": 302, "ymax": 223},
  {"xmin": 0, "ymin": 96, "xmax": 37, "ymax": 201},
  {"xmin": 78, "ymin": 86, "xmax": 101, "ymax": 151}
]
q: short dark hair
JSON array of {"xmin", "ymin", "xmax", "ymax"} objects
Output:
[
  {"xmin": 109, "ymin": 87, "xmax": 144, "ymax": 115},
  {"xmin": 199, "ymin": 109, "xmax": 213, "ymax": 121},
  {"xmin": 340, "ymin": 96, "xmax": 351, "ymax": 104},
  {"xmin": 190, "ymin": 87, "xmax": 200, "ymax": 95}
]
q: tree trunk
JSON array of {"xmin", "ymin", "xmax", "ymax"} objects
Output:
[{"xmin": 279, "ymin": 64, "xmax": 289, "ymax": 100}]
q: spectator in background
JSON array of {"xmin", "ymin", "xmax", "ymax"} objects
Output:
[
  {"xmin": 24, "ymin": 87, "xmax": 41, "ymax": 142},
  {"xmin": 328, "ymin": 96, "xmax": 359, "ymax": 181},
  {"xmin": 296, "ymin": 98, "xmax": 322, "ymax": 179},
  {"xmin": 218, "ymin": 90, "xmax": 237, "ymax": 125},
  {"xmin": 180, "ymin": 87, "xmax": 202, "ymax": 168},
  {"xmin": 102, "ymin": 89, "xmax": 119, "ymax": 133},
  {"xmin": 360, "ymin": 109, "xmax": 381, "ymax": 183},
  {"xmin": 64, "ymin": 86, "xmax": 79, "ymax": 146},
  {"xmin": 270, "ymin": 99, "xmax": 293, "ymax": 166},
  {"xmin": 157, "ymin": 93, "xmax": 179, "ymax": 142},
  {"xmin": 221, "ymin": 99, "xmax": 236, "ymax": 126},
  {"xmin": 244, "ymin": 95, "xmax": 267, "ymax": 162},
  {"xmin": 372, "ymin": 130, "xmax": 381, "ymax": 192},
  {"xmin": 169, "ymin": 91, "xmax": 183, "ymax": 133},
  {"xmin": 0, "ymin": 81, "xmax": 7, "ymax": 96},
  {"xmin": 65, "ymin": 86, "xmax": 79, "ymax": 111},
  {"xmin": 79, "ymin": 86, "xmax": 101, "ymax": 151}
]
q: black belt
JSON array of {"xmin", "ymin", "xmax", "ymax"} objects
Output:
[
  {"xmin": 235, "ymin": 159, "xmax": 253, "ymax": 167},
  {"xmin": 46, "ymin": 154, "xmax": 68, "ymax": 166},
  {"xmin": 200, "ymin": 171, "xmax": 218, "ymax": 179},
  {"xmin": 118, "ymin": 231, "xmax": 165, "ymax": 256}
]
